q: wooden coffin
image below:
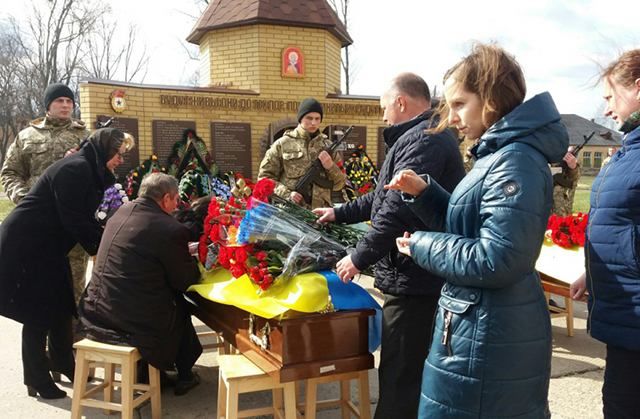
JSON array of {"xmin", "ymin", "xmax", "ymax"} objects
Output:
[{"xmin": 187, "ymin": 292, "xmax": 375, "ymax": 382}]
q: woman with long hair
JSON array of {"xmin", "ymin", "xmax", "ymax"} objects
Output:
[
  {"xmin": 571, "ymin": 49, "xmax": 640, "ymax": 418},
  {"xmin": 386, "ymin": 43, "xmax": 568, "ymax": 417}
]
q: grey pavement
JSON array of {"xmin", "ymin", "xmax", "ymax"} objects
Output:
[{"xmin": 0, "ymin": 275, "xmax": 605, "ymax": 418}]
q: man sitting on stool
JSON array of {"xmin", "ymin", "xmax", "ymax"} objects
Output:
[{"xmin": 78, "ymin": 173, "xmax": 202, "ymax": 395}]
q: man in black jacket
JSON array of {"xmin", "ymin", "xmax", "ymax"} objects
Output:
[
  {"xmin": 314, "ymin": 73, "xmax": 465, "ymax": 418},
  {"xmin": 79, "ymin": 173, "xmax": 202, "ymax": 396}
]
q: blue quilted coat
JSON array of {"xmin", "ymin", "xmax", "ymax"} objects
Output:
[
  {"xmin": 408, "ymin": 93, "xmax": 568, "ymax": 418},
  {"xmin": 586, "ymin": 124, "xmax": 640, "ymax": 350}
]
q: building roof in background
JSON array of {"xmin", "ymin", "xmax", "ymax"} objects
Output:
[
  {"xmin": 560, "ymin": 114, "xmax": 622, "ymax": 147},
  {"xmin": 187, "ymin": 0, "xmax": 352, "ymax": 46}
]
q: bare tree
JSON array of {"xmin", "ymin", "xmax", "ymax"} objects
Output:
[
  {"xmin": 328, "ymin": 0, "xmax": 354, "ymax": 94},
  {"xmin": 0, "ymin": 26, "xmax": 24, "ymax": 166},
  {"xmin": 81, "ymin": 17, "xmax": 149, "ymax": 83},
  {"xmin": 0, "ymin": 0, "xmax": 110, "ymax": 161},
  {"xmin": 7, "ymin": 0, "xmax": 109, "ymax": 120}
]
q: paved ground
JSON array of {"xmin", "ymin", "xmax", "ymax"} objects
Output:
[{"xmin": 0, "ymin": 276, "xmax": 606, "ymax": 418}]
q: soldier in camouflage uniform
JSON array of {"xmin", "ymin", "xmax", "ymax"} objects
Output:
[
  {"xmin": 1, "ymin": 83, "xmax": 90, "ymax": 305},
  {"xmin": 258, "ymin": 98, "xmax": 346, "ymax": 209},
  {"xmin": 552, "ymin": 146, "xmax": 581, "ymax": 216}
]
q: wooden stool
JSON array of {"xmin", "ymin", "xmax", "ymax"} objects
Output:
[
  {"xmin": 71, "ymin": 338, "xmax": 161, "ymax": 419},
  {"xmin": 301, "ymin": 370, "xmax": 371, "ymax": 419},
  {"xmin": 217, "ymin": 354, "xmax": 297, "ymax": 419}
]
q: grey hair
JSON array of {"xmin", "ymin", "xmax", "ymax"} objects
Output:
[
  {"xmin": 138, "ymin": 173, "xmax": 179, "ymax": 201},
  {"xmin": 389, "ymin": 72, "xmax": 431, "ymax": 102}
]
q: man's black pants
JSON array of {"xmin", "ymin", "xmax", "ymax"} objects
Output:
[
  {"xmin": 374, "ymin": 293, "xmax": 439, "ymax": 419},
  {"xmin": 603, "ymin": 344, "xmax": 640, "ymax": 419}
]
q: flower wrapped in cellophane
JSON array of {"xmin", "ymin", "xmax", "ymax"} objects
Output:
[
  {"xmin": 198, "ymin": 177, "xmax": 362, "ymax": 293},
  {"xmin": 237, "ymin": 200, "xmax": 346, "ymax": 280}
]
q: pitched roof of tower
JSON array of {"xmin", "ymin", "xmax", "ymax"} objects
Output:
[{"xmin": 187, "ymin": 0, "xmax": 353, "ymax": 47}]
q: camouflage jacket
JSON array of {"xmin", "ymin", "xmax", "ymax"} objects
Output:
[
  {"xmin": 1, "ymin": 116, "xmax": 89, "ymax": 203},
  {"xmin": 258, "ymin": 125, "xmax": 346, "ymax": 209},
  {"xmin": 552, "ymin": 163, "xmax": 581, "ymax": 216}
]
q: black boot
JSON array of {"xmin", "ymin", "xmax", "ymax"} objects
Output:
[
  {"xmin": 26, "ymin": 381, "xmax": 67, "ymax": 399},
  {"xmin": 174, "ymin": 371, "xmax": 200, "ymax": 396},
  {"xmin": 50, "ymin": 368, "xmax": 74, "ymax": 383}
]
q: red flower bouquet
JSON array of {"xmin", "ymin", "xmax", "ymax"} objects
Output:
[
  {"xmin": 546, "ymin": 212, "xmax": 588, "ymax": 249},
  {"xmin": 198, "ymin": 177, "xmax": 348, "ymax": 292}
]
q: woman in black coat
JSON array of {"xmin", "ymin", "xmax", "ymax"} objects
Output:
[{"xmin": 0, "ymin": 128, "xmax": 134, "ymax": 399}]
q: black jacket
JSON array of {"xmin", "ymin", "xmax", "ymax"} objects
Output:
[
  {"xmin": 334, "ymin": 111, "xmax": 465, "ymax": 295},
  {"xmin": 0, "ymin": 142, "xmax": 113, "ymax": 326},
  {"xmin": 79, "ymin": 197, "xmax": 201, "ymax": 369}
]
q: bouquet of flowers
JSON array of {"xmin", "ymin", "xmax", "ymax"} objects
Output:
[
  {"xmin": 96, "ymin": 183, "xmax": 129, "ymax": 224},
  {"xmin": 546, "ymin": 212, "xmax": 588, "ymax": 248},
  {"xmin": 198, "ymin": 177, "xmax": 362, "ymax": 292},
  {"xmin": 343, "ymin": 145, "xmax": 379, "ymax": 201}
]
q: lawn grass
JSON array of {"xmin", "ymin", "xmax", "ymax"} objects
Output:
[
  {"xmin": 573, "ymin": 175, "xmax": 594, "ymax": 214},
  {"xmin": 0, "ymin": 198, "xmax": 14, "ymax": 222}
]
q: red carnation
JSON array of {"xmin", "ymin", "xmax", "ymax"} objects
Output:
[
  {"xmin": 252, "ymin": 178, "xmax": 276, "ymax": 202},
  {"xmin": 230, "ymin": 264, "xmax": 245, "ymax": 278}
]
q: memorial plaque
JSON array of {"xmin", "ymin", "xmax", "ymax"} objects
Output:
[
  {"xmin": 377, "ymin": 127, "xmax": 387, "ymax": 168},
  {"xmin": 210, "ymin": 122, "xmax": 252, "ymax": 178},
  {"xmin": 96, "ymin": 115, "xmax": 140, "ymax": 181},
  {"xmin": 152, "ymin": 120, "xmax": 197, "ymax": 168}
]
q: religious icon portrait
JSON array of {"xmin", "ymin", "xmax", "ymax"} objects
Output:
[{"xmin": 282, "ymin": 46, "xmax": 304, "ymax": 78}]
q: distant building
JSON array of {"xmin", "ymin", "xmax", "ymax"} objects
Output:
[
  {"xmin": 560, "ymin": 114, "xmax": 622, "ymax": 171},
  {"xmin": 78, "ymin": 0, "xmax": 386, "ymax": 181}
]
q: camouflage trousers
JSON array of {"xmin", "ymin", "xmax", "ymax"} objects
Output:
[
  {"xmin": 68, "ymin": 244, "xmax": 88, "ymax": 306},
  {"xmin": 68, "ymin": 244, "xmax": 88, "ymax": 343}
]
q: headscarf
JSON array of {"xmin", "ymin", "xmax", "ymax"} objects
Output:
[
  {"xmin": 78, "ymin": 128, "xmax": 126, "ymax": 189},
  {"xmin": 86, "ymin": 128, "xmax": 126, "ymax": 162}
]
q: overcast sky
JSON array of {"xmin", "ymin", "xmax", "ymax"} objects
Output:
[{"xmin": 2, "ymin": 0, "xmax": 637, "ymax": 121}]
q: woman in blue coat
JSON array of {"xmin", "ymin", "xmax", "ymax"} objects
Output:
[
  {"xmin": 386, "ymin": 43, "xmax": 568, "ymax": 418},
  {"xmin": 571, "ymin": 49, "xmax": 640, "ymax": 418}
]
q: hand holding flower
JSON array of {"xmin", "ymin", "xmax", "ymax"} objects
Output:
[{"xmin": 312, "ymin": 207, "xmax": 335, "ymax": 224}]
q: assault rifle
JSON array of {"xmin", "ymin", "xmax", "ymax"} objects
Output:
[
  {"xmin": 570, "ymin": 131, "xmax": 595, "ymax": 157},
  {"xmin": 96, "ymin": 117, "xmax": 115, "ymax": 129},
  {"xmin": 553, "ymin": 131, "xmax": 595, "ymax": 188},
  {"xmin": 294, "ymin": 125, "xmax": 354, "ymax": 204}
]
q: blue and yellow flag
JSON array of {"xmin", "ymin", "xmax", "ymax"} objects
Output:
[{"xmin": 188, "ymin": 267, "xmax": 382, "ymax": 352}]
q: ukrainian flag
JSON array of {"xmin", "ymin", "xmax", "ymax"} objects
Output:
[{"xmin": 188, "ymin": 267, "xmax": 382, "ymax": 352}]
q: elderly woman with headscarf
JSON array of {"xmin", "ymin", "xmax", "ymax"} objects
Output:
[{"xmin": 0, "ymin": 128, "xmax": 134, "ymax": 399}]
